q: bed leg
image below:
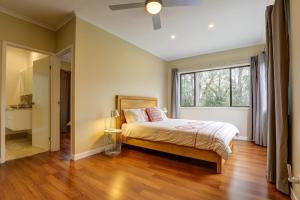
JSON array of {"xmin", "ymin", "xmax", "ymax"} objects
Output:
[{"xmin": 216, "ymin": 157, "xmax": 224, "ymax": 174}]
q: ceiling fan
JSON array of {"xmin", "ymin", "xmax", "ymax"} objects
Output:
[{"xmin": 109, "ymin": 0, "xmax": 200, "ymax": 30}]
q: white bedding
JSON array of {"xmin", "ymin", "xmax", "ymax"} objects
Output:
[{"xmin": 122, "ymin": 119, "xmax": 239, "ymax": 160}]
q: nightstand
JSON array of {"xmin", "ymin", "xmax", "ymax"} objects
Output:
[{"xmin": 104, "ymin": 129, "xmax": 122, "ymax": 156}]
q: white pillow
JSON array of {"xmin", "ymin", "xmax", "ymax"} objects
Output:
[{"xmin": 123, "ymin": 109, "xmax": 149, "ymax": 123}]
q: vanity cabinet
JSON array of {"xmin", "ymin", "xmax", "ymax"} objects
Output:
[{"xmin": 6, "ymin": 109, "xmax": 32, "ymax": 131}]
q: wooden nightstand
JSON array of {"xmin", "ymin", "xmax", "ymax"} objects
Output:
[{"xmin": 104, "ymin": 129, "xmax": 122, "ymax": 156}]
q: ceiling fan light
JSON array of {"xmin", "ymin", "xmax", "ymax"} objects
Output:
[{"xmin": 146, "ymin": 0, "xmax": 162, "ymax": 15}]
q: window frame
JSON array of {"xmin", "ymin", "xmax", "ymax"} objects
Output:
[{"xmin": 180, "ymin": 65, "xmax": 251, "ymax": 108}]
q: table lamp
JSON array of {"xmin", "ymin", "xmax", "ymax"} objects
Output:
[{"xmin": 110, "ymin": 110, "xmax": 120, "ymax": 130}]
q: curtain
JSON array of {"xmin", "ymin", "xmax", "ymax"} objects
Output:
[
  {"xmin": 266, "ymin": 0, "xmax": 290, "ymax": 195},
  {"xmin": 171, "ymin": 68, "xmax": 179, "ymax": 118},
  {"xmin": 60, "ymin": 70, "xmax": 71, "ymax": 133},
  {"xmin": 250, "ymin": 52, "xmax": 268, "ymax": 147}
]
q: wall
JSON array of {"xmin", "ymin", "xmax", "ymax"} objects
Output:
[
  {"xmin": 290, "ymin": 0, "xmax": 300, "ymax": 198},
  {"xmin": 74, "ymin": 18, "xmax": 167, "ymax": 154},
  {"xmin": 167, "ymin": 44, "xmax": 265, "ymax": 139},
  {"xmin": 55, "ymin": 18, "xmax": 76, "ymax": 154},
  {"xmin": 0, "ymin": 12, "xmax": 56, "ymax": 104},
  {"xmin": 56, "ymin": 18, "xmax": 76, "ymax": 53},
  {"xmin": 0, "ymin": 11, "xmax": 56, "ymax": 107},
  {"xmin": 0, "ymin": 12, "xmax": 56, "ymax": 55}
]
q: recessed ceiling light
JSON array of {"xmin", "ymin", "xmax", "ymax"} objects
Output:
[
  {"xmin": 209, "ymin": 23, "xmax": 215, "ymax": 28},
  {"xmin": 170, "ymin": 35, "xmax": 176, "ymax": 39}
]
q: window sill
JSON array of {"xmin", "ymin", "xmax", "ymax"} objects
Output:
[{"xmin": 180, "ymin": 107, "xmax": 250, "ymax": 110}]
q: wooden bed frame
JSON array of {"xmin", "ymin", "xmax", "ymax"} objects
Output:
[{"xmin": 116, "ymin": 95, "xmax": 234, "ymax": 173}]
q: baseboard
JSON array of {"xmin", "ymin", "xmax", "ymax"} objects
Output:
[
  {"xmin": 291, "ymin": 188, "xmax": 299, "ymax": 200},
  {"xmin": 234, "ymin": 135, "xmax": 251, "ymax": 141},
  {"xmin": 71, "ymin": 144, "xmax": 113, "ymax": 161}
]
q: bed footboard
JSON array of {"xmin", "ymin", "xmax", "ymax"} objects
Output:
[{"xmin": 123, "ymin": 136, "xmax": 233, "ymax": 174}]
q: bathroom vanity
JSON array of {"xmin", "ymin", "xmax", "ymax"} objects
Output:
[{"xmin": 6, "ymin": 108, "xmax": 32, "ymax": 131}]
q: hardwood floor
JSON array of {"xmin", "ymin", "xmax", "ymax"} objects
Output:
[{"xmin": 0, "ymin": 140, "xmax": 290, "ymax": 200}]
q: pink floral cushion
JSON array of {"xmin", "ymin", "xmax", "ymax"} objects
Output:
[{"xmin": 146, "ymin": 107, "xmax": 164, "ymax": 122}]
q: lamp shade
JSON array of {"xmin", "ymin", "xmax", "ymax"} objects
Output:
[
  {"xmin": 111, "ymin": 110, "xmax": 120, "ymax": 118},
  {"xmin": 162, "ymin": 107, "xmax": 168, "ymax": 113}
]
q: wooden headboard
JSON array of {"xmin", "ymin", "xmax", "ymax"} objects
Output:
[{"xmin": 116, "ymin": 95, "xmax": 158, "ymax": 129}]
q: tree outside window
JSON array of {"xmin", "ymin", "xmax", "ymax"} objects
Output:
[{"xmin": 180, "ymin": 66, "xmax": 250, "ymax": 107}]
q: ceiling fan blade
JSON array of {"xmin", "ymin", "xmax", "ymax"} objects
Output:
[
  {"xmin": 152, "ymin": 14, "xmax": 161, "ymax": 30},
  {"xmin": 162, "ymin": 0, "xmax": 200, "ymax": 7},
  {"xmin": 109, "ymin": 2, "xmax": 145, "ymax": 10}
]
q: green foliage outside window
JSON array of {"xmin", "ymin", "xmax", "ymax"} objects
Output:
[
  {"xmin": 180, "ymin": 66, "xmax": 250, "ymax": 107},
  {"xmin": 180, "ymin": 73, "xmax": 195, "ymax": 107}
]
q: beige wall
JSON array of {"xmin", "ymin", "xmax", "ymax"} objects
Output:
[
  {"xmin": 167, "ymin": 44, "xmax": 265, "ymax": 71},
  {"xmin": 0, "ymin": 12, "xmax": 56, "ymax": 54},
  {"xmin": 56, "ymin": 18, "xmax": 75, "ymax": 154},
  {"xmin": 56, "ymin": 18, "xmax": 76, "ymax": 53},
  {"xmin": 0, "ymin": 12, "xmax": 56, "ymax": 105},
  {"xmin": 167, "ymin": 44, "xmax": 265, "ymax": 139},
  {"xmin": 74, "ymin": 18, "xmax": 167, "ymax": 154},
  {"xmin": 290, "ymin": 0, "xmax": 300, "ymax": 198}
]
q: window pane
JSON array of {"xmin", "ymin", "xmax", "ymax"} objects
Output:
[
  {"xmin": 231, "ymin": 67, "xmax": 250, "ymax": 106},
  {"xmin": 180, "ymin": 73, "xmax": 195, "ymax": 106},
  {"xmin": 195, "ymin": 69, "xmax": 230, "ymax": 107}
]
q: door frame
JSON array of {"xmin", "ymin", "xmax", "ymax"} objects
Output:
[
  {"xmin": 0, "ymin": 41, "xmax": 60, "ymax": 163},
  {"xmin": 56, "ymin": 45, "xmax": 74, "ymax": 157}
]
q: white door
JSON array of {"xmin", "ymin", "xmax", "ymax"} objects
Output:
[{"xmin": 32, "ymin": 57, "xmax": 51, "ymax": 151}]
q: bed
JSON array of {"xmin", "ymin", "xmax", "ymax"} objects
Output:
[{"xmin": 116, "ymin": 95, "xmax": 238, "ymax": 173}]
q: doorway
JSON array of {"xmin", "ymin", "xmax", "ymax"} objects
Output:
[
  {"xmin": 1, "ymin": 42, "xmax": 61, "ymax": 163},
  {"xmin": 57, "ymin": 48, "xmax": 72, "ymax": 158},
  {"xmin": 4, "ymin": 46, "xmax": 50, "ymax": 161}
]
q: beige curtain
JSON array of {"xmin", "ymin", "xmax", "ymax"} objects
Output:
[
  {"xmin": 250, "ymin": 52, "xmax": 268, "ymax": 147},
  {"xmin": 171, "ymin": 68, "xmax": 179, "ymax": 118},
  {"xmin": 266, "ymin": 0, "xmax": 290, "ymax": 195}
]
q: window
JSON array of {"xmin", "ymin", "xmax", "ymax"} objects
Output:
[
  {"xmin": 231, "ymin": 67, "xmax": 251, "ymax": 107},
  {"xmin": 195, "ymin": 68, "xmax": 230, "ymax": 107},
  {"xmin": 180, "ymin": 73, "xmax": 195, "ymax": 107},
  {"xmin": 180, "ymin": 65, "xmax": 250, "ymax": 107}
]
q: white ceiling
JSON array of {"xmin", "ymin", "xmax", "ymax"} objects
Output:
[{"xmin": 0, "ymin": 0, "xmax": 268, "ymax": 61}]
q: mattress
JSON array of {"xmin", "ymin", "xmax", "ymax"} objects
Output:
[{"xmin": 122, "ymin": 119, "xmax": 239, "ymax": 160}]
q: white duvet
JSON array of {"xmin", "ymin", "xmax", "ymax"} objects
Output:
[{"xmin": 122, "ymin": 119, "xmax": 239, "ymax": 160}]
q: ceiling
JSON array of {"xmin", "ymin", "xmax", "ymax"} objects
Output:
[{"xmin": 0, "ymin": 0, "xmax": 268, "ymax": 61}]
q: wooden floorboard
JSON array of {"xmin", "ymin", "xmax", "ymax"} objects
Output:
[{"xmin": 0, "ymin": 137, "xmax": 290, "ymax": 200}]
